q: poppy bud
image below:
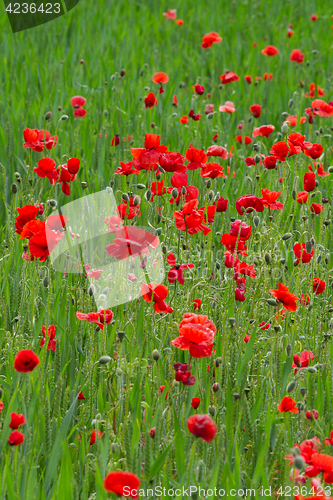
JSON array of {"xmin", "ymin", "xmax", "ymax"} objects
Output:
[
  {"xmin": 207, "ymin": 113, "xmax": 214, "ymax": 119},
  {"xmin": 136, "ymin": 183, "xmax": 146, "ymax": 190},
  {"xmin": 44, "ymin": 111, "xmax": 52, "ymax": 120},
  {"xmin": 145, "ymin": 189, "xmax": 152, "ymax": 201},
  {"xmin": 215, "ymin": 357, "xmax": 222, "ymax": 367},
  {"xmin": 281, "ymin": 112, "xmax": 289, "ymax": 118},
  {"xmin": 208, "ymin": 405, "xmax": 216, "ymax": 416},
  {"xmin": 282, "ymin": 232, "xmax": 292, "ymax": 241},
  {"xmin": 152, "ymin": 349, "xmax": 160, "ymax": 361},
  {"xmin": 253, "ymin": 258, "xmax": 259, "ymax": 265},
  {"xmin": 288, "ymin": 99, "xmax": 294, "ymax": 109},
  {"xmin": 161, "ymin": 245, "xmax": 167, "ymax": 255},
  {"xmin": 98, "ymin": 355, "xmax": 112, "ymax": 365},
  {"xmin": 229, "ymin": 317, "xmax": 236, "ymax": 326},
  {"xmin": 307, "ymin": 367, "xmax": 317, "ymax": 374},
  {"xmin": 14, "ymin": 172, "xmax": 21, "ymax": 180},
  {"xmin": 181, "ymin": 186, "xmax": 187, "ymax": 195},
  {"xmin": 117, "ymin": 331, "xmax": 125, "ymax": 341},
  {"xmin": 208, "ymin": 190, "xmax": 214, "ymax": 200},
  {"xmin": 155, "ymin": 228, "xmax": 162, "ymax": 236},
  {"xmin": 286, "ymin": 344, "xmax": 292, "ymax": 357},
  {"xmin": 323, "ymin": 134, "xmax": 331, "ymax": 139},
  {"xmin": 310, "ymin": 192, "xmax": 316, "ymax": 199},
  {"xmin": 324, "ymin": 220, "xmax": 331, "ymax": 226},
  {"xmin": 116, "ymin": 368, "xmax": 122, "ymax": 376},
  {"xmin": 267, "ymin": 298, "xmax": 278, "ymax": 306},
  {"xmin": 281, "ymin": 123, "xmax": 289, "ymax": 134},
  {"xmin": 122, "ymin": 193, "xmax": 129, "ymax": 202},
  {"xmin": 206, "ymin": 179, "xmax": 212, "ymax": 189},
  {"xmin": 156, "ymin": 173, "xmax": 162, "ymax": 181},
  {"xmin": 81, "ymin": 182, "xmax": 88, "ymax": 189},
  {"xmin": 294, "ymin": 456, "xmax": 305, "ymax": 471},
  {"xmin": 215, "ymin": 262, "xmax": 221, "ymax": 270},
  {"xmin": 292, "ymin": 190, "xmax": 296, "ymax": 200},
  {"xmin": 265, "ymin": 253, "xmax": 272, "ymax": 265},
  {"xmin": 87, "ymin": 285, "xmax": 95, "ymax": 296},
  {"xmin": 139, "ymin": 70, "xmax": 144, "ymax": 77},
  {"xmin": 109, "ymin": 180, "xmax": 115, "ymax": 188},
  {"xmin": 61, "ymin": 115, "xmax": 69, "ymax": 121},
  {"xmin": 274, "ymin": 325, "xmax": 281, "ymax": 332},
  {"xmin": 316, "ymin": 255, "xmax": 322, "ymax": 264},
  {"xmin": 110, "ymin": 74, "xmax": 116, "ymax": 81},
  {"xmin": 171, "ymin": 187, "xmax": 178, "ymax": 198},
  {"xmin": 287, "ymin": 381, "xmax": 296, "ymax": 393},
  {"xmin": 111, "ymin": 443, "xmax": 118, "ymax": 453},
  {"xmin": 300, "ymin": 388, "xmax": 307, "ymax": 396},
  {"xmin": 11, "ymin": 183, "xmax": 18, "ymax": 194},
  {"xmin": 305, "ymin": 241, "xmax": 313, "ymax": 254},
  {"xmin": 49, "ymin": 199, "xmax": 57, "ymax": 208},
  {"xmin": 120, "ymin": 69, "xmax": 126, "ymax": 77},
  {"xmin": 328, "ymin": 166, "xmax": 333, "ymax": 173},
  {"xmin": 252, "ymin": 215, "xmax": 260, "ymax": 227},
  {"xmin": 42, "ymin": 276, "xmax": 49, "ymax": 288},
  {"xmin": 213, "ymin": 383, "xmax": 220, "ymax": 392},
  {"xmin": 254, "ymin": 155, "xmax": 261, "ymax": 164},
  {"xmin": 280, "ymin": 258, "xmax": 286, "ymax": 264},
  {"xmin": 179, "ymin": 81, "xmax": 186, "ymax": 88}
]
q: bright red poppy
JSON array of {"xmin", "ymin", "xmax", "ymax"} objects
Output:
[
  {"xmin": 131, "ymin": 134, "xmax": 168, "ymax": 171},
  {"xmin": 70, "ymin": 96, "xmax": 87, "ymax": 117},
  {"xmin": 214, "ymin": 196, "xmax": 228, "ymax": 212},
  {"xmin": 9, "ymin": 413, "xmax": 26, "ymax": 429},
  {"xmin": 193, "ymin": 84, "xmax": 205, "ymax": 95},
  {"xmin": 305, "ymin": 84, "xmax": 325, "ymax": 98},
  {"xmin": 185, "ymin": 147, "xmax": 207, "ymax": 170},
  {"xmin": 187, "ymin": 414, "xmax": 218, "ymax": 442},
  {"xmin": 144, "ymin": 92, "xmax": 158, "ymax": 108},
  {"xmin": 34, "ymin": 157, "xmax": 58, "ymax": 182},
  {"xmin": 293, "ymin": 243, "xmax": 314, "ymax": 264},
  {"xmin": 206, "ymin": 145, "xmax": 228, "ymax": 159},
  {"xmin": 8, "ymin": 431, "xmax": 25, "ymax": 446},
  {"xmin": 201, "ymin": 32, "xmax": 222, "ymax": 49},
  {"xmin": 200, "ymin": 163, "xmax": 226, "ymax": 179},
  {"xmin": 250, "ymin": 104, "xmax": 261, "ymax": 118},
  {"xmin": 219, "ymin": 101, "xmax": 235, "ymax": 113},
  {"xmin": 303, "ymin": 143, "xmax": 323, "ymax": 159},
  {"xmin": 141, "ymin": 283, "xmax": 173, "ymax": 313},
  {"xmin": 296, "ymin": 191, "xmax": 309, "ymax": 204},
  {"xmin": 278, "ymin": 396, "xmax": 298, "ymax": 413},
  {"xmin": 104, "ymin": 471, "xmax": 140, "ymax": 498},
  {"xmin": 191, "ymin": 397, "xmax": 201, "ymax": 409},
  {"xmin": 220, "ymin": 72, "xmax": 239, "ymax": 84},
  {"xmin": 236, "ymin": 135, "xmax": 252, "ymax": 145},
  {"xmin": 76, "ymin": 309, "xmax": 114, "ymax": 330},
  {"xmin": 115, "ymin": 161, "xmax": 140, "ymax": 176},
  {"xmin": 261, "ymin": 189, "xmax": 284, "ymax": 209},
  {"xmin": 193, "ymin": 299, "xmax": 202, "ymax": 310},
  {"xmin": 310, "ymin": 203, "xmax": 323, "ymax": 214},
  {"xmin": 174, "ymin": 199, "xmax": 211, "ymax": 235},
  {"xmin": 152, "ymin": 72, "xmax": 169, "ymax": 93},
  {"xmin": 270, "ymin": 141, "xmax": 298, "ymax": 161},
  {"xmin": 261, "ymin": 45, "xmax": 279, "ymax": 56},
  {"xmin": 14, "ymin": 350, "xmax": 40, "ymax": 373},
  {"xmin": 304, "ymin": 172, "xmax": 316, "ymax": 192},
  {"xmin": 290, "ymin": 49, "xmax": 304, "ymax": 63},
  {"xmin": 230, "ymin": 220, "xmax": 252, "ymax": 240},
  {"xmin": 311, "ymin": 278, "xmax": 325, "ymax": 295},
  {"xmin": 269, "ymin": 283, "xmax": 299, "ymax": 312},
  {"xmin": 159, "ymin": 152, "xmax": 186, "ymax": 172},
  {"xmin": 235, "ymin": 195, "xmax": 264, "ymax": 215},
  {"xmin": 40, "ymin": 325, "xmax": 57, "ymax": 351},
  {"xmin": 166, "ymin": 252, "xmax": 194, "ymax": 285},
  {"xmin": 263, "ymin": 156, "xmax": 277, "ymax": 169},
  {"xmin": 15, "ymin": 205, "xmax": 39, "ymax": 234},
  {"xmin": 171, "ymin": 313, "xmax": 216, "ymax": 358},
  {"xmin": 221, "ymin": 233, "xmax": 247, "ymax": 256}
]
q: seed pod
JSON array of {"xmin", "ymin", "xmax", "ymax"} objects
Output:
[
  {"xmin": 145, "ymin": 189, "xmax": 152, "ymax": 201},
  {"xmin": 292, "ymin": 190, "xmax": 296, "ymax": 200},
  {"xmin": 122, "ymin": 192, "xmax": 129, "ymax": 201},
  {"xmin": 99, "ymin": 355, "xmax": 112, "ymax": 365},
  {"xmin": 117, "ymin": 331, "xmax": 125, "ymax": 341},
  {"xmin": 42, "ymin": 276, "xmax": 49, "ymax": 287},
  {"xmin": 286, "ymin": 344, "xmax": 292, "ymax": 357},
  {"xmin": 81, "ymin": 182, "xmax": 88, "ymax": 189},
  {"xmin": 287, "ymin": 381, "xmax": 296, "ymax": 393},
  {"xmin": 215, "ymin": 262, "xmax": 221, "ymax": 270},
  {"xmin": 307, "ymin": 367, "xmax": 317, "ymax": 374},
  {"xmin": 61, "ymin": 115, "xmax": 69, "ymax": 121},
  {"xmin": 156, "ymin": 173, "xmax": 162, "ymax": 181},
  {"xmin": 111, "ymin": 443, "xmax": 118, "ymax": 453},
  {"xmin": 294, "ymin": 456, "xmax": 305, "ymax": 471},
  {"xmin": 206, "ymin": 179, "xmax": 212, "ymax": 189},
  {"xmin": 116, "ymin": 367, "xmax": 122, "ymax": 376},
  {"xmin": 328, "ymin": 166, "xmax": 333, "ymax": 173},
  {"xmin": 162, "ymin": 245, "xmax": 167, "ymax": 255},
  {"xmin": 181, "ymin": 186, "xmax": 186, "ymax": 195},
  {"xmin": 265, "ymin": 253, "xmax": 272, "ymax": 265},
  {"xmin": 49, "ymin": 199, "xmax": 57, "ymax": 208},
  {"xmin": 109, "ymin": 180, "xmax": 115, "ymax": 188},
  {"xmin": 253, "ymin": 143, "xmax": 261, "ymax": 152},
  {"xmin": 208, "ymin": 190, "xmax": 214, "ymax": 200},
  {"xmin": 280, "ymin": 258, "xmax": 286, "ymax": 264},
  {"xmin": 207, "ymin": 113, "xmax": 214, "ymax": 119},
  {"xmin": 274, "ymin": 325, "xmax": 281, "ymax": 333},
  {"xmin": 300, "ymin": 388, "xmax": 307, "ymax": 396},
  {"xmin": 136, "ymin": 183, "xmax": 146, "ymax": 189},
  {"xmin": 229, "ymin": 317, "xmax": 236, "ymax": 326},
  {"xmin": 215, "ymin": 357, "xmax": 222, "ymax": 367},
  {"xmin": 11, "ymin": 183, "xmax": 18, "ymax": 194},
  {"xmin": 324, "ymin": 220, "xmax": 331, "ymax": 226},
  {"xmin": 267, "ymin": 298, "xmax": 278, "ymax": 306},
  {"xmin": 306, "ymin": 241, "xmax": 312, "ymax": 253},
  {"xmin": 88, "ymin": 285, "xmax": 95, "ymax": 296},
  {"xmin": 288, "ymin": 99, "xmax": 294, "ymax": 109},
  {"xmin": 171, "ymin": 187, "xmax": 178, "ymax": 198},
  {"xmin": 44, "ymin": 111, "xmax": 52, "ymax": 120},
  {"xmin": 323, "ymin": 134, "xmax": 331, "ymax": 139},
  {"xmin": 253, "ymin": 215, "xmax": 260, "ymax": 227},
  {"xmin": 155, "ymin": 228, "xmax": 162, "ymax": 236},
  {"xmin": 133, "ymin": 195, "xmax": 140, "ymax": 206},
  {"xmin": 316, "ymin": 255, "xmax": 322, "ymax": 264},
  {"xmin": 152, "ymin": 349, "xmax": 160, "ymax": 361},
  {"xmin": 253, "ymin": 258, "xmax": 259, "ymax": 266}
]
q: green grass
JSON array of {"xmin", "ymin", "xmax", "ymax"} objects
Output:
[{"xmin": 0, "ymin": 0, "xmax": 333, "ymax": 498}]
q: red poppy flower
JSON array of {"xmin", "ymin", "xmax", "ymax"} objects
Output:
[
  {"xmin": 263, "ymin": 73, "xmax": 273, "ymax": 80},
  {"xmin": 311, "ymin": 14, "xmax": 318, "ymax": 21},
  {"xmin": 141, "ymin": 283, "xmax": 173, "ymax": 313},
  {"xmin": 236, "ymin": 135, "xmax": 252, "ymax": 145},
  {"xmin": 310, "ymin": 203, "xmax": 323, "ymax": 214},
  {"xmin": 245, "ymin": 75, "xmax": 252, "ymax": 84},
  {"xmin": 180, "ymin": 115, "xmax": 189, "ymax": 124},
  {"xmin": 193, "ymin": 84, "xmax": 205, "ymax": 95},
  {"xmin": 70, "ymin": 96, "xmax": 87, "ymax": 117},
  {"xmin": 111, "ymin": 134, "xmax": 120, "ymax": 147},
  {"xmin": 290, "ymin": 49, "xmax": 305, "ymax": 63},
  {"xmin": 175, "ymin": 19, "xmax": 183, "ymax": 26},
  {"xmin": 219, "ymin": 101, "xmax": 235, "ymax": 113},
  {"xmin": 191, "ymin": 397, "xmax": 201, "ymax": 409},
  {"xmin": 305, "ymin": 84, "xmax": 325, "ymax": 98},
  {"xmin": 304, "ymin": 172, "xmax": 316, "ymax": 192},
  {"xmin": 187, "ymin": 414, "xmax": 218, "ymax": 442},
  {"xmin": 278, "ymin": 396, "xmax": 298, "ymax": 413},
  {"xmin": 104, "ymin": 471, "xmax": 140, "ymax": 498},
  {"xmin": 152, "ymin": 72, "xmax": 169, "ymax": 93},
  {"xmin": 8, "ymin": 431, "xmax": 25, "ymax": 446},
  {"xmin": 40, "ymin": 324, "xmax": 57, "ymax": 351},
  {"xmin": 166, "ymin": 252, "xmax": 194, "ymax": 285},
  {"xmin": 205, "ymin": 104, "xmax": 214, "ymax": 114},
  {"xmin": 306, "ymin": 410, "xmax": 319, "ymax": 420},
  {"xmin": 220, "ymin": 72, "xmax": 239, "ymax": 84},
  {"xmin": 90, "ymin": 430, "xmax": 103, "ymax": 445},
  {"xmin": 234, "ymin": 261, "xmax": 256, "ymax": 278},
  {"xmin": 260, "ymin": 321, "xmax": 270, "ymax": 329},
  {"xmin": 261, "ymin": 45, "xmax": 279, "ymax": 56},
  {"xmin": 78, "ymin": 391, "xmax": 85, "ymax": 400},
  {"xmin": 214, "ymin": 196, "xmax": 228, "ymax": 212},
  {"xmin": 163, "ymin": 9, "xmax": 176, "ymax": 20},
  {"xmin": 292, "ymin": 351, "xmax": 315, "ymax": 369},
  {"xmin": 34, "ymin": 157, "xmax": 59, "ymax": 182},
  {"xmin": 263, "ymin": 156, "xmax": 277, "ymax": 169},
  {"xmin": 200, "ymin": 163, "xmax": 226, "ymax": 179},
  {"xmin": 261, "ymin": 189, "xmax": 284, "ymax": 209},
  {"xmin": 9, "ymin": 413, "xmax": 26, "ymax": 429},
  {"xmin": 15, "ymin": 205, "xmax": 39, "ymax": 234},
  {"xmin": 221, "ymin": 234, "xmax": 247, "ymax": 256},
  {"xmin": 159, "ymin": 152, "xmax": 186, "ymax": 173},
  {"xmin": 206, "ymin": 145, "xmax": 228, "ymax": 159},
  {"xmin": 250, "ymin": 104, "xmax": 261, "ymax": 118},
  {"xmin": 76, "ymin": 309, "xmax": 114, "ymax": 330},
  {"xmin": 311, "ymin": 278, "xmax": 325, "ymax": 295},
  {"xmin": 29, "ymin": 226, "xmax": 62, "ymax": 261},
  {"xmin": 144, "ymin": 92, "xmax": 158, "ymax": 108},
  {"xmin": 14, "ymin": 350, "xmax": 40, "ymax": 373},
  {"xmin": 293, "ymin": 243, "xmax": 314, "ymax": 264},
  {"xmin": 115, "ymin": 161, "xmax": 140, "ymax": 176},
  {"xmin": 309, "ymin": 162, "xmax": 329, "ymax": 177},
  {"xmin": 22, "ymin": 128, "xmax": 42, "ymax": 151},
  {"xmin": 171, "ymin": 313, "xmax": 216, "ymax": 358},
  {"xmin": 235, "ymin": 195, "xmax": 264, "ymax": 215},
  {"xmin": 105, "ymin": 226, "xmax": 158, "ymax": 260},
  {"xmin": 172, "ymin": 95, "xmax": 178, "ymax": 107},
  {"xmin": 287, "ymin": 133, "xmax": 312, "ymax": 153},
  {"xmin": 149, "ymin": 428, "xmax": 156, "ymax": 439},
  {"xmin": 174, "ymin": 199, "xmax": 211, "ymax": 235},
  {"xmin": 300, "ymin": 294, "xmax": 310, "ymax": 306},
  {"xmin": 269, "ymin": 283, "xmax": 299, "ymax": 312},
  {"xmin": 270, "ymin": 141, "xmax": 298, "ymax": 161},
  {"xmin": 0, "ymin": 402, "xmax": 4, "ymax": 413},
  {"xmin": 230, "ymin": 220, "xmax": 252, "ymax": 240},
  {"xmin": 304, "ymin": 143, "xmax": 323, "ymax": 160},
  {"xmin": 201, "ymin": 32, "xmax": 222, "ymax": 49},
  {"xmin": 288, "ymin": 29, "xmax": 294, "ymax": 37},
  {"xmin": 296, "ymin": 191, "xmax": 309, "ymax": 204},
  {"xmin": 131, "ymin": 134, "xmax": 168, "ymax": 171},
  {"xmin": 193, "ymin": 299, "xmax": 202, "ymax": 310},
  {"xmin": 185, "ymin": 147, "xmax": 207, "ymax": 170}
]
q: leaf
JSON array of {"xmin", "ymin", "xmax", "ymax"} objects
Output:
[{"xmin": 148, "ymin": 439, "xmax": 174, "ymax": 480}]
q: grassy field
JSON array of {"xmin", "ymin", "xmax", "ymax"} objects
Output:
[{"xmin": 1, "ymin": 0, "xmax": 333, "ymax": 498}]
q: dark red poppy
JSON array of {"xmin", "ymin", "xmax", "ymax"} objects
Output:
[
  {"xmin": 141, "ymin": 283, "xmax": 173, "ymax": 313},
  {"xmin": 201, "ymin": 32, "xmax": 222, "ymax": 49},
  {"xmin": 104, "ymin": 472, "xmax": 140, "ymax": 498},
  {"xmin": 304, "ymin": 143, "xmax": 323, "ymax": 159},
  {"xmin": 293, "ymin": 243, "xmax": 314, "ymax": 265},
  {"xmin": 245, "ymin": 75, "xmax": 252, "ymax": 84},
  {"xmin": 220, "ymin": 72, "xmax": 239, "ymax": 84},
  {"xmin": 187, "ymin": 414, "xmax": 218, "ymax": 442},
  {"xmin": 144, "ymin": 92, "xmax": 158, "ymax": 109},
  {"xmin": 90, "ymin": 430, "xmax": 103, "ymax": 445},
  {"xmin": 261, "ymin": 189, "xmax": 284, "ymax": 209},
  {"xmin": 150, "ymin": 428, "xmax": 156, "ymax": 438},
  {"xmin": 111, "ymin": 135, "xmax": 120, "ymax": 147},
  {"xmin": 29, "ymin": 226, "xmax": 62, "ymax": 261},
  {"xmin": 261, "ymin": 45, "xmax": 279, "ymax": 56},
  {"xmin": 304, "ymin": 172, "xmax": 316, "ymax": 192},
  {"xmin": 230, "ymin": 220, "xmax": 252, "ymax": 240},
  {"xmin": 278, "ymin": 396, "xmax": 298, "ymax": 413},
  {"xmin": 245, "ymin": 157, "xmax": 256, "ymax": 166},
  {"xmin": 14, "ymin": 350, "xmax": 40, "ymax": 373},
  {"xmin": 159, "ymin": 152, "xmax": 186, "ymax": 172},
  {"xmin": 263, "ymin": 156, "xmax": 277, "ymax": 169},
  {"xmin": 253, "ymin": 125, "xmax": 275, "ymax": 138},
  {"xmin": 191, "ymin": 397, "xmax": 201, "ymax": 409},
  {"xmin": 78, "ymin": 391, "xmax": 85, "ymax": 400},
  {"xmin": 166, "ymin": 252, "xmax": 194, "ymax": 285},
  {"xmin": 193, "ymin": 299, "xmax": 202, "ymax": 310},
  {"xmin": 8, "ymin": 431, "xmax": 25, "ymax": 446},
  {"xmin": 15, "ymin": 205, "xmax": 39, "ymax": 234},
  {"xmin": 40, "ymin": 325, "xmax": 57, "ymax": 351},
  {"xmin": 193, "ymin": 84, "xmax": 205, "ymax": 95},
  {"xmin": 250, "ymin": 104, "xmax": 261, "ymax": 118},
  {"xmin": 311, "ymin": 278, "xmax": 325, "ymax": 295},
  {"xmin": 269, "ymin": 283, "xmax": 299, "ymax": 312},
  {"xmin": 9, "ymin": 412, "xmax": 26, "ymax": 429},
  {"xmin": 235, "ymin": 195, "xmax": 264, "ymax": 215},
  {"xmin": 214, "ymin": 196, "xmax": 228, "ymax": 212}
]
